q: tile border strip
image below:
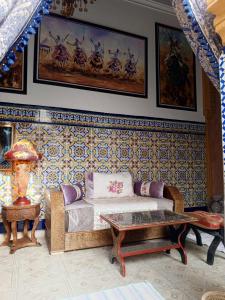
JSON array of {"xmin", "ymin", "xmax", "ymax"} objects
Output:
[{"xmin": 0, "ymin": 101, "xmax": 205, "ymax": 134}]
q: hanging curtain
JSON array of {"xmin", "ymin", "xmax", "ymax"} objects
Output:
[
  {"xmin": 172, "ymin": 0, "xmax": 222, "ymax": 91},
  {"xmin": 0, "ymin": 0, "xmax": 51, "ymax": 77}
]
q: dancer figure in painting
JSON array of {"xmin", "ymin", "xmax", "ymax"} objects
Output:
[
  {"xmin": 105, "ymin": 48, "xmax": 122, "ymax": 76},
  {"xmin": 89, "ymin": 38, "xmax": 104, "ymax": 72},
  {"xmin": 164, "ymin": 34, "xmax": 191, "ymax": 106},
  {"xmin": 49, "ymin": 31, "xmax": 70, "ymax": 69},
  {"xmin": 67, "ymin": 36, "xmax": 87, "ymax": 69},
  {"xmin": 124, "ymin": 48, "xmax": 138, "ymax": 79}
]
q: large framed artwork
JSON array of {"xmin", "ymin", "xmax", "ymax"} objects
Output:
[
  {"xmin": 155, "ymin": 23, "xmax": 197, "ymax": 111},
  {"xmin": 0, "ymin": 123, "xmax": 14, "ymax": 171},
  {"xmin": 33, "ymin": 13, "xmax": 148, "ymax": 98},
  {"xmin": 0, "ymin": 50, "xmax": 27, "ymax": 94}
]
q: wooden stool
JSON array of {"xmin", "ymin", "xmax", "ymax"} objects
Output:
[
  {"xmin": 183, "ymin": 211, "xmax": 224, "ymax": 265},
  {"xmin": 1, "ymin": 204, "xmax": 41, "ymax": 254}
]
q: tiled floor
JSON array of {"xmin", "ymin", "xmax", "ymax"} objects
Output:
[{"xmin": 1, "ymin": 235, "xmax": 225, "ymax": 300}]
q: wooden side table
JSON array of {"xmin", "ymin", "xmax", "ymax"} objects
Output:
[{"xmin": 1, "ymin": 204, "xmax": 41, "ymax": 254}]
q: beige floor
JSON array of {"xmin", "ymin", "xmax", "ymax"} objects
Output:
[{"xmin": 1, "ymin": 235, "xmax": 225, "ymax": 300}]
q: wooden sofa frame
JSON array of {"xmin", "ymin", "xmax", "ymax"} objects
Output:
[{"xmin": 45, "ymin": 186, "xmax": 184, "ymax": 254}]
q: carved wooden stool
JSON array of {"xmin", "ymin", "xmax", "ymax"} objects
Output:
[
  {"xmin": 183, "ymin": 211, "xmax": 224, "ymax": 265},
  {"xmin": 1, "ymin": 204, "xmax": 41, "ymax": 254}
]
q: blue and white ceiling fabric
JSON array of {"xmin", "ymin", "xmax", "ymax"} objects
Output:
[
  {"xmin": 0, "ymin": 0, "xmax": 52, "ymax": 78},
  {"xmin": 173, "ymin": 0, "xmax": 225, "ymax": 184},
  {"xmin": 172, "ymin": 0, "xmax": 223, "ymax": 92}
]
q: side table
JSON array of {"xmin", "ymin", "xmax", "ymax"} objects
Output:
[{"xmin": 1, "ymin": 204, "xmax": 41, "ymax": 254}]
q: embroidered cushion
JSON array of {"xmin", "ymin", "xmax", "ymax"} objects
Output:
[
  {"xmin": 85, "ymin": 172, "xmax": 134, "ymax": 199},
  {"xmin": 61, "ymin": 183, "xmax": 83, "ymax": 205},
  {"xmin": 187, "ymin": 211, "xmax": 224, "ymax": 230},
  {"xmin": 134, "ymin": 181, "xmax": 164, "ymax": 198}
]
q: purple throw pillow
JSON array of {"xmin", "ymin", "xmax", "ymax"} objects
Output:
[
  {"xmin": 134, "ymin": 181, "xmax": 151, "ymax": 196},
  {"xmin": 61, "ymin": 183, "xmax": 83, "ymax": 205},
  {"xmin": 134, "ymin": 181, "xmax": 164, "ymax": 198},
  {"xmin": 150, "ymin": 181, "xmax": 164, "ymax": 198}
]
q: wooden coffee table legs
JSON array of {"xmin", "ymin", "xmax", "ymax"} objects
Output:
[
  {"xmin": 168, "ymin": 224, "xmax": 187, "ymax": 265},
  {"xmin": 110, "ymin": 224, "xmax": 188, "ymax": 277},
  {"xmin": 110, "ymin": 228, "xmax": 126, "ymax": 276}
]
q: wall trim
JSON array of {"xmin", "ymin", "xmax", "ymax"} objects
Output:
[
  {"xmin": 124, "ymin": 0, "xmax": 175, "ymax": 16},
  {"xmin": 0, "ymin": 101, "xmax": 205, "ymax": 135},
  {"xmin": 0, "ymin": 101, "xmax": 204, "ymax": 125}
]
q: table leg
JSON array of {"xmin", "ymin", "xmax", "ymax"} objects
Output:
[
  {"xmin": 31, "ymin": 217, "xmax": 41, "ymax": 245},
  {"xmin": 1, "ymin": 218, "xmax": 11, "ymax": 246},
  {"xmin": 168, "ymin": 224, "xmax": 187, "ymax": 265},
  {"xmin": 207, "ymin": 235, "xmax": 221, "ymax": 265},
  {"xmin": 23, "ymin": 220, "xmax": 29, "ymax": 238},
  {"xmin": 11, "ymin": 221, "xmax": 17, "ymax": 254},
  {"xmin": 110, "ymin": 228, "xmax": 126, "ymax": 277},
  {"xmin": 192, "ymin": 227, "xmax": 203, "ymax": 246}
]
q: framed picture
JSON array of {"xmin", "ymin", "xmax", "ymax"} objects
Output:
[
  {"xmin": 0, "ymin": 49, "xmax": 27, "ymax": 94},
  {"xmin": 155, "ymin": 23, "xmax": 197, "ymax": 111},
  {"xmin": 0, "ymin": 123, "xmax": 14, "ymax": 171},
  {"xmin": 34, "ymin": 13, "xmax": 148, "ymax": 98}
]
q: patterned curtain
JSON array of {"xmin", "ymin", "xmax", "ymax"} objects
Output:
[
  {"xmin": 172, "ymin": 0, "xmax": 222, "ymax": 91},
  {"xmin": 0, "ymin": 0, "xmax": 51, "ymax": 77},
  {"xmin": 173, "ymin": 0, "xmax": 225, "ymax": 210}
]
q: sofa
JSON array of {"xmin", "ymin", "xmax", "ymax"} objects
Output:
[{"xmin": 45, "ymin": 185, "xmax": 184, "ymax": 254}]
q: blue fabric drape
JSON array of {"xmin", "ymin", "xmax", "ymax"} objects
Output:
[
  {"xmin": 0, "ymin": 0, "xmax": 52, "ymax": 77},
  {"xmin": 172, "ymin": 0, "xmax": 222, "ymax": 91}
]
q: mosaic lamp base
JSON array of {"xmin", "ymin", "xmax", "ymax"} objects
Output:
[{"xmin": 13, "ymin": 196, "xmax": 31, "ymax": 206}]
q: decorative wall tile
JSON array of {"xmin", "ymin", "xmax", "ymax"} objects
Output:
[{"xmin": 0, "ymin": 104, "xmax": 207, "ymax": 217}]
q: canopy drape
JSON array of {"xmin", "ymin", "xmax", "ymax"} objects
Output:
[
  {"xmin": 0, "ymin": 0, "xmax": 51, "ymax": 77},
  {"xmin": 172, "ymin": 0, "xmax": 222, "ymax": 91}
]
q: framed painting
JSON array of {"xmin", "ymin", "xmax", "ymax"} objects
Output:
[
  {"xmin": 33, "ymin": 13, "xmax": 148, "ymax": 98},
  {"xmin": 0, "ymin": 123, "xmax": 14, "ymax": 171},
  {"xmin": 155, "ymin": 23, "xmax": 197, "ymax": 111},
  {"xmin": 0, "ymin": 49, "xmax": 27, "ymax": 94}
]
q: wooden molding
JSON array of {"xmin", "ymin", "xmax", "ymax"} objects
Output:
[{"xmin": 207, "ymin": 0, "xmax": 225, "ymax": 45}]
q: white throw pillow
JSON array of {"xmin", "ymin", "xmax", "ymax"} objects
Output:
[{"xmin": 85, "ymin": 172, "xmax": 134, "ymax": 199}]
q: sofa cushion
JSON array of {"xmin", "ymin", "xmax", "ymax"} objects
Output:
[
  {"xmin": 134, "ymin": 181, "xmax": 164, "ymax": 198},
  {"xmin": 85, "ymin": 196, "xmax": 173, "ymax": 230},
  {"xmin": 85, "ymin": 172, "xmax": 134, "ymax": 199},
  {"xmin": 61, "ymin": 183, "xmax": 83, "ymax": 205},
  {"xmin": 65, "ymin": 200, "xmax": 94, "ymax": 232}
]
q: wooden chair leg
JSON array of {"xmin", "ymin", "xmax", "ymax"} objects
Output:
[
  {"xmin": 192, "ymin": 227, "xmax": 203, "ymax": 246},
  {"xmin": 207, "ymin": 235, "xmax": 221, "ymax": 265}
]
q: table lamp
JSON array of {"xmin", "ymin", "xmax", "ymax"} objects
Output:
[{"xmin": 4, "ymin": 139, "xmax": 42, "ymax": 206}]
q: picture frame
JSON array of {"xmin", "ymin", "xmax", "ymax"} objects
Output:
[
  {"xmin": 0, "ymin": 49, "xmax": 27, "ymax": 94},
  {"xmin": 33, "ymin": 13, "xmax": 148, "ymax": 98},
  {"xmin": 155, "ymin": 23, "xmax": 197, "ymax": 111},
  {"xmin": 0, "ymin": 123, "xmax": 14, "ymax": 171}
]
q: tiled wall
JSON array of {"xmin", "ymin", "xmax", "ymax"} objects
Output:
[{"xmin": 0, "ymin": 104, "xmax": 206, "ymax": 218}]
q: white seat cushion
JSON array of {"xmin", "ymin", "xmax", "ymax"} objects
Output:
[{"xmin": 85, "ymin": 196, "xmax": 173, "ymax": 230}]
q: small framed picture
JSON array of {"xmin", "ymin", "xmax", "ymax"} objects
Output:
[
  {"xmin": 0, "ymin": 123, "xmax": 14, "ymax": 170},
  {"xmin": 34, "ymin": 13, "xmax": 148, "ymax": 98},
  {"xmin": 0, "ymin": 49, "xmax": 27, "ymax": 94},
  {"xmin": 155, "ymin": 23, "xmax": 197, "ymax": 111}
]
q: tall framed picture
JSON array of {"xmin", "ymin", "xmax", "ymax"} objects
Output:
[
  {"xmin": 0, "ymin": 50, "xmax": 27, "ymax": 94},
  {"xmin": 0, "ymin": 123, "xmax": 14, "ymax": 171},
  {"xmin": 33, "ymin": 13, "xmax": 148, "ymax": 98},
  {"xmin": 155, "ymin": 23, "xmax": 197, "ymax": 111}
]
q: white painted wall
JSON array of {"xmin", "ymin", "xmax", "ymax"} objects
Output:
[{"xmin": 0, "ymin": 0, "xmax": 204, "ymax": 122}]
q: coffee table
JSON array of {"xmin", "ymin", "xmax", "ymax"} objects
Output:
[{"xmin": 101, "ymin": 210, "xmax": 197, "ymax": 276}]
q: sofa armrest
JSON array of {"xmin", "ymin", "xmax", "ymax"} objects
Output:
[
  {"xmin": 45, "ymin": 189, "xmax": 65, "ymax": 254},
  {"xmin": 163, "ymin": 186, "xmax": 184, "ymax": 213}
]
